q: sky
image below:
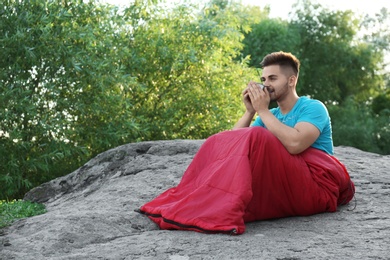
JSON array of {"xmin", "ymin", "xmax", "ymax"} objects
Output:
[
  {"xmin": 242, "ymin": 0, "xmax": 390, "ymax": 19},
  {"xmin": 105, "ymin": 0, "xmax": 390, "ymax": 19}
]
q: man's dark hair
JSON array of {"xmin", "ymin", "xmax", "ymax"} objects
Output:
[{"xmin": 260, "ymin": 51, "xmax": 300, "ymax": 76}]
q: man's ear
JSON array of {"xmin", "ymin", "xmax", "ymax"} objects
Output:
[{"xmin": 289, "ymin": 75, "xmax": 297, "ymax": 87}]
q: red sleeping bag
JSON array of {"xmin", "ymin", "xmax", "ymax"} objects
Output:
[{"xmin": 138, "ymin": 127, "xmax": 355, "ymax": 234}]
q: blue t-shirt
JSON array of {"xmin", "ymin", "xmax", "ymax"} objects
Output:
[{"xmin": 252, "ymin": 96, "xmax": 334, "ymax": 155}]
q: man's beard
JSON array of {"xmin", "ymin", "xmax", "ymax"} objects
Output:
[{"xmin": 270, "ymin": 82, "xmax": 289, "ymax": 102}]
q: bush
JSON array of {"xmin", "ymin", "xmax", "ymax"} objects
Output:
[
  {"xmin": 328, "ymin": 98, "xmax": 389, "ymax": 155},
  {"xmin": 0, "ymin": 199, "xmax": 46, "ymax": 228}
]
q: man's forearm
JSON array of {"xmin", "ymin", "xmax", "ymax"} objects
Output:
[
  {"xmin": 233, "ymin": 111, "xmax": 256, "ymax": 129},
  {"xmin": 257, "ymin": 110, "xmax": 301, "ymax": 153}
]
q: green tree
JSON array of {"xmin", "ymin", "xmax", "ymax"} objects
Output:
[
  {"xmin": 328, "ymin": 98, "xmax": 380, "ymax": 154},
  {"xmin": 1, "ymin": 0, "xmax": 263, "ymax": 199},
  {"xmin": 372, "ymin": 92, "xmax": 390, "ymax": 115},
  {"xmin": 371, "ymin": 78, "xmax": 390, "ymax": 155},
  {"xmin": 242, "ymin": 0, "xmax": 386, "ymax": 104},
  {"xmin": 0, "ymin": 0, "xmax": 140, "ymax": 199},
  {"xmin": 361, "ymin": 7, "xmax": 390, "ymax": 58},
  {"xmin": 122, "ymin": 0, "xmax": 257, "ymax": 141},
  {"xmin": 289, "ymin": 0, "xmax": 385, "ymax": 103},
  {"xmin": 242, "ymin": 18, "xmax": 300, "ymax": 68}
]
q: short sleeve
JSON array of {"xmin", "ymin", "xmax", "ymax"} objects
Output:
[
  {"xmin": 297, "ymin": 100, "xmax": 329, "ymax": 133},
  {"xmin": 251, "ymin": 116, "xmax": 265, "ymax": 127}
]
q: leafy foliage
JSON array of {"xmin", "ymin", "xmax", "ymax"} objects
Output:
[
  {"xmin": 0, "ymin": 0, "xmax": 389, "ymax": 200},
  {"xmin": 121, "ymin": 0, "xmax": 257, "ymax": 140},
  {"xmin": 328, "ymin": 97, "xmax": 390, "ymax": 155},
  {"xmin": 242, "ymin": 18, "xmax": 300, "ymax": 67},
  {"xmin": 291, "ymin": 1, "xmax": 385, "ymax": 103},
  {"xmin": 328, "ymin": 98, "xmax": 379, "ymax": 153},
  {"xmin": 0, "ymin": 199, "xmax": 46, "ymax": 228},
  {"xmin": 0, "ymin": 0, "xmax": 258, "ymax": 199},
  {"xmin": 0, "ymin": 0, "xmax": 142, "ymax": 199}
]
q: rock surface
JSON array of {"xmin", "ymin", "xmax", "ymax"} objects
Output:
[{"xmin": 1, "ymin": 140, "xmax": 389, "ymax": 260}]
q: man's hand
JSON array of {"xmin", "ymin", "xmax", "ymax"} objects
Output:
[
  {"xmin": 242, "ymin": 85, "xmax": 255, "ymax": 114},
  {"xmin": 233, "ymin": 81, "xmax": 264, "ymax": 129},
  {"xmin": 246, "ymin": 81, "xmax": 270, "ymax": 114}
]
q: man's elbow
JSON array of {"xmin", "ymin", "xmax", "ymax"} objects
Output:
[{"xmin": 285, "ymin": 142, "xmax": 305, "ymax": 155}]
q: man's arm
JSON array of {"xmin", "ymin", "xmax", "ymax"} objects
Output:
[
  {"xmin": 233, "ymin": 111, "xmax": 256, "ymax": 129},
  {"xmin": 233, "ymin": 84, "xmax": 257, "ymax": 129},
  {"xmin": 258, "ymin": 110, "xmax": 320, "ymax": 154},
  {"xmin": 246, "ymin": 81, "xmax": 321, "ymax": 154}
]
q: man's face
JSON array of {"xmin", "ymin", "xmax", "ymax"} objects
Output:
[{"xmin": 260, "ymin": 65, "xmax": 291, "ymax": 102}]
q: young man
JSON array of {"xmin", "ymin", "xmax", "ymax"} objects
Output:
[
  {"xmin": 138, "ymin": 52, "xmax": 355, "ymax": 235},
  {"xmin": 234, "ymin": 51, "xmax": 332, "ymax": 155}
]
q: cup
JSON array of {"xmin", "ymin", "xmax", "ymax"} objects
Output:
[{"xmin": 256, "ymin": 83, "xmax": 265, "ymax": 90}]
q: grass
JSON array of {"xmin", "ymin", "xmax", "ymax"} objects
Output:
[{"xmin": 0, "ymin": 199, "xmax": 47, "ymax": 228}]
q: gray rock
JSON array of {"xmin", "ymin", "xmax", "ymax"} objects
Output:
[{"xmin": 1, "ymin": 140, "xmax": 389, "ymax": 260}]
